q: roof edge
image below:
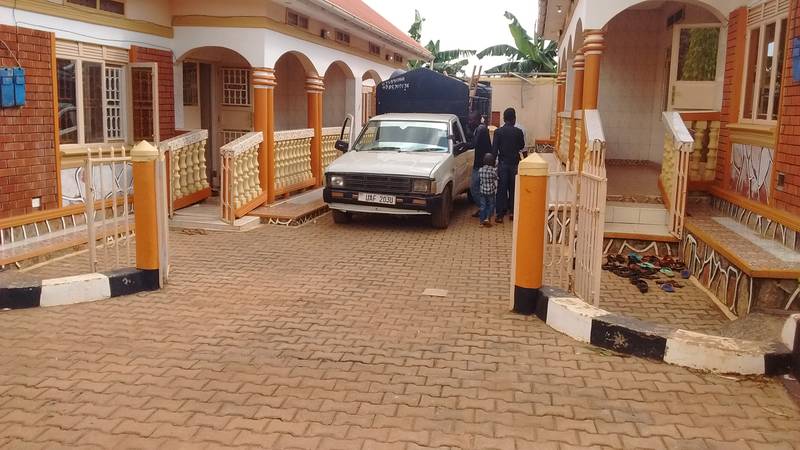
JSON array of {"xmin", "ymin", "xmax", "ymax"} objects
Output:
[
  {"xmin": 536, "ymin": 0, "xmax": 548, "ymax": 37},
  {"xmin": 308, "ymin": 0, "xmax": 433, "ymax": 60}
]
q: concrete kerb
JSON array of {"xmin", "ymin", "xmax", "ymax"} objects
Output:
[
  {"xmin": 520, "ymin": 286, "xmax": 795, "ymax": 376},
  {"xmin": 781, "ymin": 314, "xmax": 800, "ymax": 378},
  {"xmin": 0, "ymin": 268, "xmax": 159, "ymax": 311}
]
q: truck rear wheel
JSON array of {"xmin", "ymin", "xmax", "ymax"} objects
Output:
[
  {"xmin": 332, "ymin": 210, "xmax": 352, "ymax": 224},
  {"xmin": 431, "ymin": 186, "xmax": 452, "ymax": 229}
]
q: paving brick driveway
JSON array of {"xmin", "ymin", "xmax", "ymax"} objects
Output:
[{"xmin": 1, "ymin": 200, "xmax": 799, "ymax": 449}]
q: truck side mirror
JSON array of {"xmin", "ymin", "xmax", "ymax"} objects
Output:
[
  {"xmin": 334, "ymin": 140, "xmax": 349, "ymax": 152},
  {"xmin": 453, "ymin": 142, "xmax": 468, "ymax": 155}
]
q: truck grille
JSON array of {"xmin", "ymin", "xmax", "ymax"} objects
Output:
[{"xmin": 342, "ymin": 174, "xmax": 412, "ymax": 193}]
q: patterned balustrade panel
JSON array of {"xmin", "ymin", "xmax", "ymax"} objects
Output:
[
  {"xmin": 660, "ymin": 133, "xmax": 677, "ymax": 205},
  {"xmin": 683, "ymin": 119, "xmax": 720, "ymax": 183},
  {"xmin": 158, "ymin": 130, "xmax": 210, "ymax": 214},
  {"xmin": 557, "ymin": 112, "xmax": 571, "ymax": 165},
  {"xmin": 220, "ymin": 132, "xmax": 264, "ymax": 223},
  {"xmin": 572, "ymin": 115, "xmax": 584, "ymax": 170},
  {"xmin": 274, "ymin": 129, "xmax": 315, "ymax": 195},
  {"xmin": 321, "ymin": 126, "xmax": 349, "ymax": 170}
]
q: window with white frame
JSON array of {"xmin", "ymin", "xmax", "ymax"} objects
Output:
[
  {"xmin": 222, "ymin": 68, "xmax": 250, "ymax": 106},
  {"xmin": 56, "ymin": 41, "xmax": 129, "ymax": 145},
  {"xmin": 741, "ymin": 0, "xmax": 789, "ymax": 123}
]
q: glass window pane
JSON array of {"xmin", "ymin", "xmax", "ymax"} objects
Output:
[
  {"xmin": 57, "ymin": 59, "xmax": 78, "ymax": 145},
  {"xmin": 677, "ymin": 27, "xmax": 719, "ymax": 81},
  {"xmin": 183, "ymin": 62, "xmax": 198, "ymax": 106},
  {"xmin": 132, "ymin": 67, "xmax": 155, "ymax": 142},
  {"xmin": 67, "ymin": 0, "xmax": 97, "ymax": 8},
  {"xmin": 99, "ymin": 0, "xmax": 124, "ymax": 14},
  {"xmin": 82, "ymin": 62, "xmax": 105, "ymax": 143},
  {"xmin": 773, "ymin": 18, "xmax": 788, "ymax": 120},
  {"xmin": 756, "ymin": 22, "xmax": 776, "ymax": 120},
  {"xmin": 743, "ymin": 28, "xmax": 761, "ymax": 119}
]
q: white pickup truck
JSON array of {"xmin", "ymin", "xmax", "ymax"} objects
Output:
[{"xmin": 323, "ymin": 113, "xmax": 474, "ymax": 229}]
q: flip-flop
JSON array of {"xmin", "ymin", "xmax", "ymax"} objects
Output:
[
  {"xmin": 635, "ymin": 279, "xmax": 648, "ymax": 293},
  {"xmin": 660, "ymin": 267, "xmax": 675, "ymax": 277},
  {"xmin": 639, "ymin": 262, "xmax": 656, "ymax": 270},
  {"xmin": 628, "ymin": 253, "xmax": 643, "ymax": 264},
  {"xmin": 660, "ymin": 283, "xmax": 675, "ymax": 293},
  {"xmin": 680, "ymin": 269, "xmax": 691, "ymax": 279}
]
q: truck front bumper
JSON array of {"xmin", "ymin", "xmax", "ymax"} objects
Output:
[{"xmin": 323, "ymin": 188, "xmax": 444, "ymax": 215}]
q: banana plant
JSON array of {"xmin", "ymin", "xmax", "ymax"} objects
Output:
[
  {"xmin": 477, "ymin": 11, "xmax": 557, "ymax": 74},
  {"xmin": 406, "ymin": 10, "xmax": 475, "ymax": 76}
]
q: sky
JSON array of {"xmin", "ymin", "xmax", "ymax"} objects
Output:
[{"xmin": 362, "ymin": 0, "xmax": 538, "ymax": 76}]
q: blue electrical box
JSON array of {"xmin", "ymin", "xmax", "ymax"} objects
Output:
[
  {"xmin": 0, "ymin": 67, "xmax": 25, "ymax": 108},
  {"xmin": 793, "ymin": 38, "xmax": 800, "ymax": 83}
]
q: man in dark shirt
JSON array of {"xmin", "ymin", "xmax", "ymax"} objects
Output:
[
  {"xmin": 492, "ymin": 108, "xmax": 525, "ymax": 223},
  {"xmin": 465, "ymin": 111, "xmax": 493, "ymax": 216}
]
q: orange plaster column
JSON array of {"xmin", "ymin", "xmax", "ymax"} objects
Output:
[
  {"xmin": 568, "ymin": 53, "xmax": 585, "ymax": 169},
  {"xmin": 556, "ymin": 70, "xmax": 567, "ymax": 114},
  {"xmin": 306, "ymin": 76, "xmax": 324, "ymax": 187},
  {"xmin": 582, "ymin": 30, "xmax": 605, "ymax": 110},
  {"xmin": 511, "ymin": 154, "xmax": 549, "ymax": 314},
  {"xmin": 131, "ymin": 141, "xmax": 160, "ymax": 271},
  {"xmin": 571, "ymin": 52, "xmax": 585, "ymax": 112},
  {"xmin": 252, "ymin": 68, "xmax": 277, "ymax": 203}
]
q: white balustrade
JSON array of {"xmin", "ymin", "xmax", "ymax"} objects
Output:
[
  {"xmin": 274, "ymin": 129, "xmax": 314, "ymax": 194},
  {"xmin": 321, "ymin": 126, "xmax": 348, "ymax": 170},
  {"xmin": 158, "ymin": 130, "xmax": 210, "ymax": 215},
  {"xmin": 220, "ymin": 132, "xmax": 264, "ymax": 224}
]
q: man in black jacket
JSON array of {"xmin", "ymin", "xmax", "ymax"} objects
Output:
[
  {"xmin": 465, "ymin": 111, "xmax": 493, "ymax": 217},
  {"xmin": 492, "ymin": 108, "xmax": 525, "ymax": 223}
]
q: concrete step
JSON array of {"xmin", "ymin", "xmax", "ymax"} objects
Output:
[
  {"xmin": 604, "ymin": 222, "xmax": 672, "ymax": 238},
  {"xmin": 605, "ymin": 201, "xmax": 668, "ymax": 226},
  {"xmin": 170, "ymin": 204, "xmax": 262, "ymax": 233}
]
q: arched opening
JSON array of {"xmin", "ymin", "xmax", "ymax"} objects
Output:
[
  {"xmin": 177, "ymin": 46, "xmax": 252, "ymax": 188},
  {"xmin": 322, "ymin": 61, "xmax": 355, "ymax": 127},
  {"xmin": 361, "ymin": 70, "xmax": 382, "ymax": 123},
  {"xmin": 274, "ymin": 51, "xmax": 317, "ymax": 131}
]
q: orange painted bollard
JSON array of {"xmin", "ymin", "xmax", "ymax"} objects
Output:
[
  {"xmin": 511, "ymin": 154, "xmax": 549, "ymax": 314},
  {"xmin": 131, "ymin": 141, "xmax": 160, "ymax": 273}
]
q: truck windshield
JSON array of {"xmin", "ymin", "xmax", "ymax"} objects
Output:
[{"xmin": 353, "ymin": 120, "xmax": 449, "ymax": 152}]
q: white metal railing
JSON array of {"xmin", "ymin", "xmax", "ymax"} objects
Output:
[
  {"xmin": 661, "ymin": 111, "xmax": 694, "ymax": 239},
  {"xmin": 158, "ymin": 129, "xmax": 210, "ymax": 217},
  {"xmin": 274, "ymin": 128, "xmax": 314, "ymax": 195},
  {"xmin": 321, "ymin": 126, "xmax": 349, "ymax": 170},
  {"xmin": 544, "ymin": 167, "xmax": 578, "ymax": 292},
  {"xmin": 84, "ymin": 145, "xmax": 134, "ymax": 272},
  {"xmin": 573, "ymin": 110, "xmax": 607, "ymax": 307},
  {"xmin": 220, "ymin": 132, "xmax": 264, "ymax": 224}
]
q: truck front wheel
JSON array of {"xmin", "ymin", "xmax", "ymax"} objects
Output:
[
  {"xmin": 332, "ymin": 210, "xmax": 352, "ymax": 224},
  {"xmin": 431, "ymin": 186, "xmax": 452, "ymax": 229}
]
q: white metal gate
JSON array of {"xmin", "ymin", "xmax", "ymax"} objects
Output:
[
  {"xmin": 544, "ymin": 110, "xmax": 607, "ymax": 307},
  {"xmin": 84, "ymin": 146, "xmax": 134, "ymax": 272}
]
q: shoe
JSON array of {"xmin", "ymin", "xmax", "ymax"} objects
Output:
[
  {"xmin": 472, "ymin": 211, "xmax": 480, "ymax": 218},
  {"xmin": 483, "ymin": 221, "xmax": 493, "ymax": 228},
  {"xmin": 509, "ymin": 214, "xmax": 514, "ymax": 221},
  {"xmin": 495, "ymin": 217, "xmax": 504, "ymax": 224}
]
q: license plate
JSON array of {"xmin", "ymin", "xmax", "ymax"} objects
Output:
[{"xmin": 358, "ymin": 192, "xmax": 396, "ymax": 205}]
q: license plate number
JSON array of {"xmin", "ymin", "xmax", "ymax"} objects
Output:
[{"xmin": 358, "ymin": 193, "xmax": 396, "ymax": 205}]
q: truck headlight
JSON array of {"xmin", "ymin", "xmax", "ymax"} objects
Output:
[
  {"xmin": 412, "ymin": 179, "xmax": 431, "ymax": 193},
  {"xmin": 330, "ymin": 175, "xmax": 344, "ymax": 188}
]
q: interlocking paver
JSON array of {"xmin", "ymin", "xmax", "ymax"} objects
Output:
[{"xmin": 0, "ymin": 203, "xmax": 798, "ymax": 448}]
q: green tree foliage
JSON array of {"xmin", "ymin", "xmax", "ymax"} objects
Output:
[
  {"xmin": 679, "ymin": 28, "xmax": 719, "ymax": 81},
  {"xmin": 477, "ymin": 11, "xmax": 557, "ymax": 74}
]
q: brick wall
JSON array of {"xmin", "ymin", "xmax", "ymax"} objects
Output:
[
  {"xmin": 716, "ymin": 8, "xmax": 746, "ymax": 186},
  {"xmin": 130, "ymin": 46, "xmax": 176, "ymax": 140},
  {"xmin": 0, "ymin": 25, "xmax": 58, "ymax": 218},
  {"xmin": 774, "ymin": 1, "xmax": 800, "ymax": 214}
]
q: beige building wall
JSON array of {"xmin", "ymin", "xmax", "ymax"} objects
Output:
[{"xmin": 486, "ymin": 77, "xmax": 557, "ymax": 145}]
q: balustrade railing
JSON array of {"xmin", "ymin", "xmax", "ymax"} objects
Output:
[
  {"xmin": 321, "ymin": 126, "xmax": 348, "ymax": 170},
  {"xmin": 661, "ymin": 111, "xmax": 694, "ymax": 239},
  {"xmin": 274, "ymin": 128, "xmax": 315, "ymax": 196},
  {"xmin": 220, "ymin": 132, "xmax": 266, "ymax": 224},
  {"xmin": 158, "ymin": 129, "xmax": 210, "ymax": 216},
  {"xmin": 557, "ymin": 111, "xmax": 571, "ymax": 165}
]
